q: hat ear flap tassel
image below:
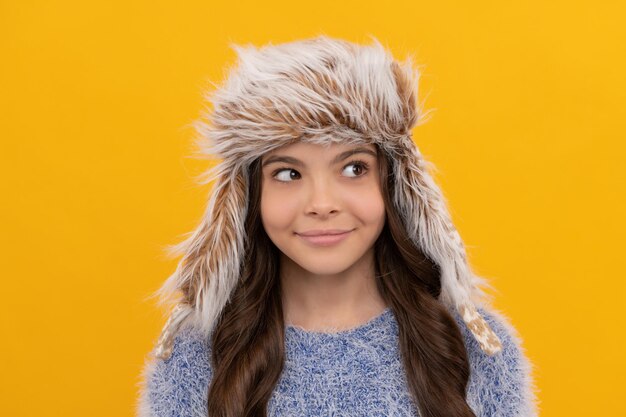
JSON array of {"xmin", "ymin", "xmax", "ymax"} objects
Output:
[
  {"xmin": 459, "ymin": 302, "xmax": 503, "ymax": 356},
  {"xmin": 153, "ymin": 303, "xmax": 193, "ymax": 360}
]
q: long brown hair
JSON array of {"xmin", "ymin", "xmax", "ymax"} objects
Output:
[{"xmin": 203, "ymin": 144, "xmax": 476, "ymax": 417}]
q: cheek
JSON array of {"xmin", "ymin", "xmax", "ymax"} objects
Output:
[
  {"xmin": 350, "ymin": 187, "xmax": 386, "ymax": 226},
  {"xmin": 260, "ymin": 184, "xmax": 299, "ymax": 233}
]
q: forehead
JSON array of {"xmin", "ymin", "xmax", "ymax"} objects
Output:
[{"xmin": 263, "ymin": 141, "xmax": 377, "ymax": 158}]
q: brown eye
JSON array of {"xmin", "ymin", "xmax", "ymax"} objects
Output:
[
  {"xmin": 342, "ymin": 161, "xmax": 369, "ymax": 178},
  {"xmin": 274, "ymin": 168, "xmax": 301, "ymax": 182}
]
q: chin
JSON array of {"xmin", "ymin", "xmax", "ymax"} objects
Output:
[{"xmin": 289, "ymin": 255, "xmax": 357, "ymax": 275}]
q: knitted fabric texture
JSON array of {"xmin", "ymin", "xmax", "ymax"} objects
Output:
[{"xmin": 137, "ymin": 306, "xmax": 538, "ymax": 417}]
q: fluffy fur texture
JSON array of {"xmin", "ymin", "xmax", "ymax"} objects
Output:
[
  {"xmin": 152, "ymin": 34, "xmax": 506, "ymax": 360},
  {"xmin": 136, "ymin": 306, "xmax": 539, "ymax": 417}
]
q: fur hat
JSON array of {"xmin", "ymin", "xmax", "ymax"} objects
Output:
[{"xmin": 151, "ymin": 35, "xmax": 503, "ymax": 360}]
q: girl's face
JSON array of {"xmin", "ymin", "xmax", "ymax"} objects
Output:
[{"xmin": 260, "ymin": 141, "xmax": 386, "ymax": 277}]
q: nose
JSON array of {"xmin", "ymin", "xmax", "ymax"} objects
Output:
[{"xmin": 304, "ymin": 178, "xmax": 340, "ymax": 218}]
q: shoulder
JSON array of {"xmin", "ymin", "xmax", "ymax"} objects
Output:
[
  {"xmin": 453, "ymin": 306, "xmax": 540, "ymax": 417},
  {"xmin": 136, "ymin": 326, "xmax": 213, "ymax": 417}
]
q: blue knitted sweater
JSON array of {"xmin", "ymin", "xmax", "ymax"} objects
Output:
[{"xmin": 137, "ymin": 307, "xmax": 538, "ymax": 417}]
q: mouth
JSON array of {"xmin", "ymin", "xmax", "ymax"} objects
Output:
[
  {"xmin": 295, "ymin": 229, "xmax": 354, "ymax": 247},
  {"xmin": 297, "ymin": 229, "xmax": 354, "ymax": 237}
]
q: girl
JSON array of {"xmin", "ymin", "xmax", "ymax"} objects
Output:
[{"xmin": 137, "ymin": 35, "xmax": 538, "ymax": 417}]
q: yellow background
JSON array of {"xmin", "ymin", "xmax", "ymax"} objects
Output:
[{"xmin": 2, "ymin": 1, "xmax": 624, "ymax": 416}]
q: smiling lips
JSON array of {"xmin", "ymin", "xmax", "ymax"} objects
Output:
[{"xmin": 296, "ymin": 229, "xmax": 354, "ymax": 246}]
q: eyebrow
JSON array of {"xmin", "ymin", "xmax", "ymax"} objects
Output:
[{"xmin": 261, "ymin": 147, "xmax": 377, "ymax": 168}]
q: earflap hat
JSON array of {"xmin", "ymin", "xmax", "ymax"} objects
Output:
[{"xmin": 151, "ymin": 35, "xmax": 503, "ymax": 359}]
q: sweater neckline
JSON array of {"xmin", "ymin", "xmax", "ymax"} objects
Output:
[{"xmin": 284, "ymin": 307, "xmax": 393, "ymax": 337}]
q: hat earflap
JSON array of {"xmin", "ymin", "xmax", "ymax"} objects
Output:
[
  {"xmin": 153, "ymin": 139, "xmax": 503, "ymax": 358},
  {"xmin": 152, "ymin": 162, "xmax": 249, "ymax": 360},
  {"xmin": 392, "ymin": 136, "xmax": 503, "ymax": 355}
]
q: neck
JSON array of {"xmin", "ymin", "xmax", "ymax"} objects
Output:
[{"xmin": 279, "ymin": 249, "xmax": 388, "ymax": 331}]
